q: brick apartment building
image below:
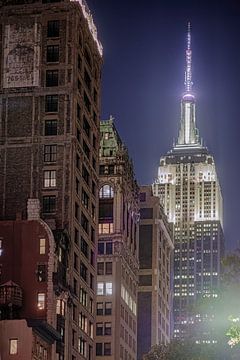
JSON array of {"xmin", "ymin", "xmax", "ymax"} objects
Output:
[{"xmin": 0, "ymin": 0, "xmax": 102, "ymax": 359}]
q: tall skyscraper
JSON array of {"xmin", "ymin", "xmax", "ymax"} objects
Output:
[
  {"xmin": 153, "ymin": 23, "xmax": 224, "ymax": 341},
  {"xmin": 137, "ymin": 185, "xmax": 173, "ymax": 360},
  {"xmin": 96, "ymin": 119, "xmax": 139, "ymax": 359},
  {"xmin": 0, "ymin": 0, "xmax": 102, "ymax": 359}
]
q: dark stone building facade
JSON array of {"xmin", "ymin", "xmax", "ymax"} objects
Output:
[{"xmin": 0, "ymin": 0, "xmax": 102, "ymax": 359}]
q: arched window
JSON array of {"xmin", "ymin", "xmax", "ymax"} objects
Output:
[{"xmin": 99, "ymin": 185, "xmax": 114, "ymax": 199}]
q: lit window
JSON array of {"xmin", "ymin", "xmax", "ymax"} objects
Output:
[
  {"xmin": 40, "ymin": 238, "xmax": 46, "ymax": 254},
  {"xmin": 9, "ymin": 339, "xmax": 18, "ymax": 355},
  {"xmin": 44, "ymin": 170, "xmax": 56, "ymax": 187},
  {"xmin": 97, "ymin": 282, "xmax": 104, "ymax": 295},
  {"xmin": 106, "ymin": 282, "xmax": 112, "ymax": 295},
  {"xmin": 37, "ymin": 293, "xmax": 46, "ymax": 310},
  {"xmin": 99, "ymin": 185, "xmax": 114, "ymax": 199}
]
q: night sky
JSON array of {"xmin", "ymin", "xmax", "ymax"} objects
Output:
[{"xmin": 87, "ymin": 0, "xmax": 240, "ymax": 250}]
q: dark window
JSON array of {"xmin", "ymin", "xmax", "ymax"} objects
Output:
[
  {"xmin": 96, "ymin": 323, "xmax": 103, "ymax": 336},
  {"xmin": 47, "ymin": 45, "xmax": 59, "ymax": 62},
  {"xmin": 78, "ymin": 54, "xmax": 82, "ymax": 70},
  {"xmin": 82, "ymin": 165, "xmax": 89, "ymax": 185},
  {"xmin": 77, "ymin": 103, "xmax": 81, "ymax": 120},
  {"xmin": 109, "ymin": 165, "xmax": 114, "ymax": 174},
  {"xmin": 43, "ymin": 196, "xmax": 56, "ymax": 213},
  {"xmin": 84, "ymin": 48, "xmax": 92, "ymax": 69},
  {"xmin": 93, "ymin": 134, "xmax": 96, "ymax": 149},
  {"xmin": 94, "ymin": 88, "xmax": 98, "ymax": 103},
  {"xmin": 92, "ymin": 157, "xmax": 96, "ymax": 170},
  {"xmin": 37, "ymin": 264, "xmax": 47, "ymax": 282},
  {"xmin": 74, "ymin": 253, "xmax": 78, "ymax": 271},
  {"xmin": 139, "ymin": 192, "xmax": 146, "ymax": 202},
  {"xmin": 46, "ymin": 70, "xmax": 59, "ymax": 87},
  {"xmin": 91, "ymin": 227, "xmax": 95, "ymax": 243},
  {"xmin": 45, "ymin": 95, "xmax": 58, "ymax": 112},
  {"xmin": 92, "ymin": 181, "xmax": 96, "ymax": 196},
  {"xmin": 81, "ymin": 237, "xmax": 89, "ymax": 258},
  {"xmin": 90, "ymin": 250, "xmax": 94, "ymax": 266},
  {"xmin": 45, "ymin": 119, "xmax": 57, "ymax": 135},
  {"xmin": 97, "ymin": 302, "xmax": 103, "ymax": 316},
  {"xmin": 74, "ymin": 228, "xmax": 79, "ymax": 245},
  {"xmin": 96, "ymin": 343, "xmax": 103, "ymax": 356},
  {"xmin": 139, "ymin": 225, "xmax": 153, "ymax": 269},
  {"xmin": 105, "ymin": 302, "xmax": 112, "ymax": 316},
  {"xmin": 106, "ymin": 242, "xmax": 113, "ymax": 255},
  {"xmin": 99, "ymin": 199, "xmax": 113, "ymax": 222},
  {"xmin": 84, "ymin": 69, "xmax": 91, "ymax": 91},
  {"xmin": 97, "ymin": 262, "xmax": 104, "ymax": 275},
  {"xmin": 76, "ymin": 154, "xmax": 80, "ymax": 170},
  {"xmin": 76, "ymin": 177, "xmax": 80, "ymax": 195},
  {"xmin": 98, "ymin": 242, "xmax": 104, "ymax": 255},
  {"xmin": 83, "ymin": 140, "xmax": 90, "ymax": 158},
  {"xmin": 90, "ymin": 273, "xmax": 94, "ymax": 289},
  {"xmin": 47, "ymin": 20, "xmax": 59, "ymax": 38},
  {"xmin": 93, "ymin": 111, "xmax": 97, "ymax": 124},
  {"xmin": 77, "ymin": 128, "xmax": 81, "ymax": 142},
  {"xmin": 140, "ymin": 208, "xmax": 153, "ymax": 219},
  {"xmin": 104, "ymin": 343, "xmax": 111, "ymax": 356},
  {"xmin": 81, "ymin": 213, "xmax": 89, "ymax": 234},
  {"xmin": 80, "ymin": 262, "xmax": 87, "ymax": 282},
  {"xmin": 84, "ymin": 92, "xmax": 91, "ymax": 113},
  {"xmin": 139, "ymin": 275, "xmax": 152, "ymax": 286},
  {"xmin": 105, "ymin": 262, "xmax": 112, "ymax": 275},
  {"xmin": 83, "ymin": 116, "xmax": 90, "ymax": 137},
  {"xmin": 75, "ymin": 203, "xmax": 79, "ymax": 220},
  {"xmin": 44, "ymin": 145, "xmax": 57, "ymax": 162},
  {"xmin": 104, "ymin": 323, "xmax": 112, "ymax": 336}
]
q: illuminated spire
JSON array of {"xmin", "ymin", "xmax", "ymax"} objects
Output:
[
  {"xmin": 184, "ymin": 22, "xmax": 193, "ymax": 93},
  {"xmin": 175, "ymin": 23, "xmax": 201, "ymax": 148}
]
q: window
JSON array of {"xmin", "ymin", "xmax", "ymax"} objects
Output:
[
  {"xmin": 82, "ymin": 165, "xmax": 89, "ymax": 185},
  {"xmin": 46, "ymin": 70, "xmax": 59, "ymax": 87},
  {"xmin": 37, "ymin": 264, "xmax": 47, "ymax": 282},
  {"xmin": 80, "ymin": 287, "xmax": 87, "ymax": 307},
  {"xmin": 84, "ymin": 68, "xmax": 91, "ymax": 91},
  {"xmin": 83, "ymin": 116, "xmax": 90, "ymax": 137},
  {"xmin": 106, "ymin": 242, "xmax": 113, "ymax": 255},
  {"xmin": 97, "ymin": 282, "xmax": 104, "ymax": 295},
  {"xmin": 40, "ymin": 238, "xmax": 46, "ymax": 254},
  {"xmin": 99, "ymin": 185, "xmax": 114, "ymax": 198},
  {"xmin": 105, "ymin": 262, "xmax": 112, "ymax": 275},
  {"xmin": 91, "ymin": 226, "xmax": 95, "ymax": 243},
  {"xmin": 96, "ymin": 322, "xmax": 103, "ymax": 336},
  {"xmin": 74, "ymin": 252, "xmax": 78, "ymax": 271},
  {"xmin": 47, "ymin": 45, "xmax": 59, "ymax": 62},
  {"xmin": 83, "ymin": 140, "xmax": 90, "ymax": 158},
  {"xmin": 81, "ymin": 237, "xmax": 89, "ymax": 258},
  {"xmin": 75, "ymin": 203, "xmax": 79, "ymax": 220},
  {"xmin": 97, "ymin": 262, "xmax": 104, "ymax": 275},
  {"xmin": 43, "ymin": 196, "xmax": 56, "ymax": 213},
  {"xmin": 45, "ymin": 119, "xmax": 57, "ymax": 136},
  {"xmin": 105, "ymin": 302, "xmax": 112, "ymax": 316},
  {"xmin": 98, "ymin": 242, "xmax": 104, "ymax": 255},
  {"xmin": 37, "ymin": 293, "xmax": 45, "ymax": 310},
  {"xmin": 79, "ymin": 337, "xmax": 86, "ymax": 356},
  {"xmin": 82, "ymin": 188, "xmax": 89, "ymax": 209},
  {"xmin": 81, "ymin": 213, "xmax": 89, "ymax": 234},
  {"xmin": 96, "ymin": 343, "xmax": 103, "ymax": 356},
  {"xmin": 56, "ymin": 299, "xmax": 65, "ymax": 316},
  {"xmin": 45, "ymin": 95, "xmax": 58, "ymax": 112},
  {"xmin": 90, "ymin": 273, "xmax": 94, "ymax": 289},
  {"xmin": 89, "ymin": 322, "xmax": 94, "ymax": 339},
  {"xmin": 84, "ymin": 47, "xmax": 92, "ymax": 68},
  {"xmin": 9, "ymin": 339, "xmax": 18, "ymax": 355},
  {"xmin": 44, "ymin": 170, "xmax": 56, "ymax": 187},
  {"xmin": 104, "ymin": 323, "xmax": 112, "ymax": 336},
  {"xmin": 106, "ymin": 282, "xmax": 112, "ymax": 295},
  {"xmin": 99, "ymin": 223, "xmax": 114, "ymax": 235},
  {"xmin": 79, "ymin": 313, "xmax": 88, "ymax": 333},
  {"xmin": 80, "ymin": 262, "xmax": 87, "ymax": 282},
  {"xmin": 84, "ymin": 92, "xmax": 91, "ymax": 112},
  {"xmin": 104, "ymin": 343, "xmax": 111, "ymax": 356},
  {"xmin": 44, "ymin": 145, "xmax": 57, "ymax": 162},
  {"xmin": 97, "ymin": 302, "xmax": 103, "ymax": 316},
  {"xmin": 47, "ymin": 20, "xmax": 60, "ymax": 37}
]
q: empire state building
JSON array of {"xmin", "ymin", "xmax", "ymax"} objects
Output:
[{"xmin": 153, "ymin": 24, "xmax": 224, "ymax": 340}]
